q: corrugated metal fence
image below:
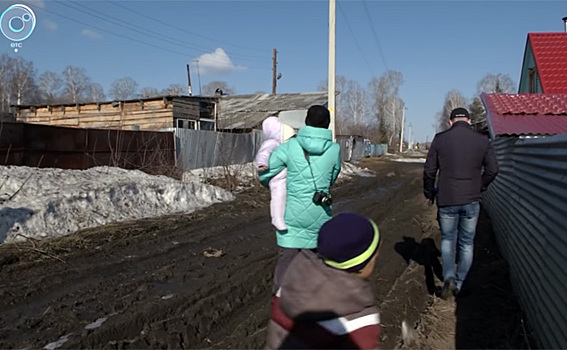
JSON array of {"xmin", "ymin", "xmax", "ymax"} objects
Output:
[
  {"xmin": 175, "ymin": 128, "xmax": 263, "ymax": 170},
  {"xmin": 1, "ymin": 122, "xmax": 388, "ymax": 172},
  {"xmin": 0, "ymin": 122, "xmax": 175, "ymax": 170},
  {"xmin": 176, "ymin": 130, "xmax": 388, "ymax": 170},
  {"xmin": 483, "ymin": 134, "xmax": 567, "ymax": 349},
  {"xmin": 336, "ymin": 135, "xmax": 387, "ymax": 163}
]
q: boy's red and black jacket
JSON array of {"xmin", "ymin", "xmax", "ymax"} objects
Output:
[{"xmin": 265, "ymin": 250, "xmax": 380, "ymax": 350}]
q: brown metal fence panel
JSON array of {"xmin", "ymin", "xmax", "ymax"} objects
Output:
[
  {"xmin": 25, "ymin": 123, "xmax": 88, "ymax": 169},
  {"xmin": 0, "ymin": 122, "xmax": 25, "ymax": 165},
  {"xmin": 86, "ymin": 129, "xmax": 175, "ymax": 170},
  {"xmin": 0, "ymin": 122, "xmax": 174, "ymax": 170}
]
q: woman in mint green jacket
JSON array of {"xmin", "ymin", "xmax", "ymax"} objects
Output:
[{"xmin": 259, "ymin": 105, "xmax": 341, "ymax": 290}]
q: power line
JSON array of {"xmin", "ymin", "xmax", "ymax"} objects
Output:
[
  {"xmin": 362, "ymin": 0, "xmax": 389, "ymax": 71},
  {"xmin": 108, "ymin": 1, "xmax": 262, "ymax": 55},
  {"xmin": 337, "ymin": 2, "xmax": 375, "ymax": 77},
  {"xmin": 55, "ymin": 1, "xmax": 269, "ymax": 66},
  {"xmin": 38, "ymin": 6, "xmax": 192, "ymax": 58}
]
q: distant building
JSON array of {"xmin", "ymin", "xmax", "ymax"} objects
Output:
[
  {"xmin": 480, "ymin": 25, "xmax": 567, "ymax": 350},
  {"xmin": 13, "ymin": 96, "xmax": 216, "ymax": 131},
  {"xmin": 12, "ymin": 92, "xmax": 328, "ymax": 133},
  {"xmin": 483, "ymin": 30, "xmax": 567, "ymax": 138}
]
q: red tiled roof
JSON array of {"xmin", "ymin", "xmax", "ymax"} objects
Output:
[
  {"xmin": 529, "ymin": 33, "xmax": 567, "ymax": 93},
  {"xmin": 481, "ymin": 93, "xmax": 567, "ymax": 136}
]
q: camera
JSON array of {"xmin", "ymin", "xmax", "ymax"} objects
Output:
[{"xmin": 313, "ymin": 191, "xmax": 332, "ymax": 206}]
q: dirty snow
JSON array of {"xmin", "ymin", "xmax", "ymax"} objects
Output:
[
  {"xmin": 1, "ymin": 161, "xmax": 374, "ymax": 245},
  {"xmin": 0, "ymin": 166, "xmax": 233, "ymax": 244},
  {"xmin": 391, "ymin": 158, "xmax": 426, "ymax": 163},
  {"xmin": 182, "ymin": 161, "xmax": 376, "ymax": 185}
]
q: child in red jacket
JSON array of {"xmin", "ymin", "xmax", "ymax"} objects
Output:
[{"xmin": 265, "ymin": 212, "xmax": 382, "ymax": 349}]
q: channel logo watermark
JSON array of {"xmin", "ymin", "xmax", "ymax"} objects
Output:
[{"xmin": 1, "ymin": 4, "xmax": 36, "ymax": 52}]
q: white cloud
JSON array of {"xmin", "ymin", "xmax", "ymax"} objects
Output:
[
  {"xmin": 43, "ymin": 19, "xmax": 57, "ymax": 32},
  {"xmin": 81, "ymin": 29, "xmax": 101, "ymax": 39},
  {"xmin": 193, "ymin": 48, "xmax": 245, "ymax": 76}
]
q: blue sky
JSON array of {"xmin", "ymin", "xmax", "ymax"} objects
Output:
[{"xmin": 1, "ymin": 0, "xmax": 565, "ymax": 142}]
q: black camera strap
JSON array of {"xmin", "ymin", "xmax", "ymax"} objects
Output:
[{"xmin": 301, "ymin": 147, "xmax": 319, "ymax": 192}]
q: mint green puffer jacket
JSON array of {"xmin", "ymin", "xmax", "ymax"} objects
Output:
[{"xmin": 259, "ymin": 126, "xmax": 341, "ymax": 249}]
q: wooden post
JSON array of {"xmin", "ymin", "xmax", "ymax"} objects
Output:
[
  {"xmin": 272, "ymin": 48, "xmax": 278, "ymax": 95},
  {"xmin": 328, "ymin": 0, "xmax": 336, "ymax": 141}
]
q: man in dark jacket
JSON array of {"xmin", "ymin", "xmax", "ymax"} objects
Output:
[{"xmin": 423, "ymin": 107, "xmax": 499, "ymax": 298}]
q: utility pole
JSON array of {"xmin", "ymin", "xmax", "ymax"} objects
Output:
[
  {"xmin": 328, "ymin": 0, "xmax": 336, "ymax": 141},
  {"xmin": 195, "ymin": 60, "xmax": 202, "ymax": 95},
  {"xmin": 272, "ymin": 48, "xmax": 278, "ymax": 95},
  {"xmin": 186, "ymin": 64, "xmax": 192, "ymax": 96},
  {"xmin": 399, "ymin": 106, "xmax": 406, "ymax": 153},
  {"xmin": 408, "ymin": 123, "xmax": 413, "ymax": 150}
]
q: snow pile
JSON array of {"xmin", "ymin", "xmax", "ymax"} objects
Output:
[
  {"xmin": 0, "ymin": 166, "xmax": 234, "ymax": 244},
  {"xmin": 391, "ymin": 158, "xmax": 426, "ymax": 163},
  {"xmin": 0, "ymin": 161, "xmax": 375, "ymax": 245},
  {"xmin": 183, "ymin": 162, "xmax": 375, "ymax": 185},
  {"xmin": 183, "ymin": 163, "xmax": 257, "ymax": 184},
  {"xmin": 339, "ymin": 162, "xmax": 376, "ymax": 179}
]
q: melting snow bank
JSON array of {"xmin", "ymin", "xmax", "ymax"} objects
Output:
[
  {"xmin": 0, "ymin": 162, "xmax": 374, "ymax": 244},
  {"xmin": 183, "ymin": 162, "xmax": 376, "ymax": 186},
  {"xmin": 391, "ymin": 157, "xmax": 426, "ymax": 163},
  {"xmin": 0, "ymin": 166, "xmax": 234, "ymax": 244},
  {"xmin": 339, "ymin": 162, "xmax": 376, "ymax": 178}
]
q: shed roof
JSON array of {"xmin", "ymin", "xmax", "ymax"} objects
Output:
[
  {"xmin": 12, "ymin": 95, "xmax": 217, "ymax": 109},
  {"xmin": 527, "ymin": 33, "xmax": 567, "ymax": 93},
  {"xmin": 481, "ymin": 92, "xmax": 567, "ymax": 136},
  {"xmin": 217, "ymin": 92, "xmax": 328, "ymax": 129}
]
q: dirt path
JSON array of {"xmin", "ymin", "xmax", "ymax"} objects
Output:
[{"xmin": 0, "ymin": 158, "xmax": 529, "ymax": 349}]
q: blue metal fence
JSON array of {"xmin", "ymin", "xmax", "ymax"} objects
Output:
[{"xmin": 483, "ymin": 134, "xmax": 567, "ymax": 349}]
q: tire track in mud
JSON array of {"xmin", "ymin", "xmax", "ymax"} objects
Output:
[{"xmin": 0, "ymin": 158, "xmax": 434, "ymax": 349}]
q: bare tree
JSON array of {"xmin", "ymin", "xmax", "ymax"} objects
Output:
[
  {"xmin": 369, "ymin": 70, "xmax": 404, "ymax": 145},
  {"xmin": 38, "ymin": 71, "xmax": 62, "ymax": 104},
  {"xmin": 477, "ymin": 74, "xmax": 515, "ymax": 94},
  {"xmin": 0, "ymin": 55, "xmax": 40, "ymax": 109},
  {"xmin": 343, "ymin": 80, "xmax": 367, "ymax": 133},
  {"xmin": 202, "ymin": 81, "xmax": 235, "ymax": 96},
  {"xmin": 383, "ymin": 95, "xmax": 404, "ymax": 146},
  {"xmin": 436, "ymin": 90, "xmax": 468, "ymax": 132},
  {"xmin": 161, "ymin": 84, "xmax": 186, "ymax": 96},
  {"xmin": 109, "ymin": 77, "xmax": 138, "ymax": 100},
  {"xmin": 470, "ymin": 73, "xmax": 515, "ymax": 132},
  {"xmin": 0, "ymin": 55, "xmax": 15, "ymax": 112},
  {"xmin": 139, "ymin": 87, "xmax": 160, "ymax": 98},
  {"xmin": 87, "ymin": 83, "xmax": 106, "ymax": 102},
  {"xmin": 62, "ymin": 66, "xmax": 91, "ymax": 104},
  {"xmin": 11, "ymin": 57, "xmax": 37, "ymax": 105}
]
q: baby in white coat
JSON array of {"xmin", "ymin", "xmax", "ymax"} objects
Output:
[{"xmin": 254, "ymin": 116, "xmax": 294, "ymax": 231}]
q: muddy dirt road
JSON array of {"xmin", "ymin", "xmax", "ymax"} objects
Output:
[{"xmin": 0, "ymin": 158, "xmax": 500, "ymax": 349}]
